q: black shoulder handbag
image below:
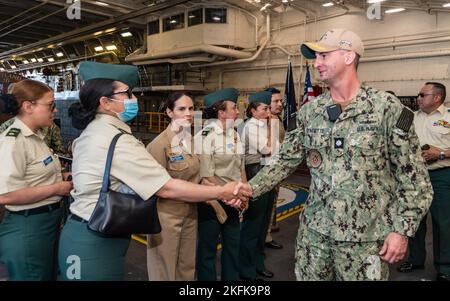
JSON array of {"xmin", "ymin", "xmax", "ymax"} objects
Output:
[{"xmin": 87, "ymin": 133, "xmax": 162, "ymax": 236}]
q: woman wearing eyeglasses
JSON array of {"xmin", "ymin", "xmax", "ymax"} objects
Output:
[
  {"xmin": 58, "ymin": 62, "xmax": 249, "ymax": 281},
  {"xmin": 0, "ymin": 79, "xmax": 73, "ymax": 280}
]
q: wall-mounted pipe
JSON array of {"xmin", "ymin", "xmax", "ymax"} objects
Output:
[
  {"xmin": 126, "ymin": 44, "xmax": 253, "ymax": 63},
  {"xmin": 218, "ymin": 61, "xmax": 303, "ymax": 89},
  {"xmin": 362, "ymin": 49, "xmax": 450, "ymax": 63},
  {"xmin": 189, "ymin": 13, "xmax": 271, "ymax": 69},
  {"xmin": 132, "ymin": 55, "xmax": 218, "ymax": 65},
  {"xmin": 366, "ymin": 36, "xmax": 450, "ymax": 50}
]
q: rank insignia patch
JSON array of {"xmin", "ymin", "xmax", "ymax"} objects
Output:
[{"xmin": 334, "ymin": 138, "xmax": 344, "ymax": 149}]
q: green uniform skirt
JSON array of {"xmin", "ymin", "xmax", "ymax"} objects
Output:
[
  {"xmin": 0, "ymin": 207, "xmax": 62, "ymax": 280},
  {"xmin": 58, "ymin": 215, "xmax": 130, "ymax": 281}
]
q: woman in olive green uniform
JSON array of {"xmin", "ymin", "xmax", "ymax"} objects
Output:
[
  {"xmin": 58, "ymin": 62, "xmax": 248, "ymax": 281},
  {"xmin": 238, "ymin": 91, "xmax": 276, "ymax": 280},
  {"xmin": 0, "ymin": 80, "xmax": 73, "ymax": 280},
  {"xmin": 196, "ymin": 88, "xmax": 247, "ymax": 281},
  {"xmin": 146, "ymin": 92, "xmax": 200, "ymax": 281}
]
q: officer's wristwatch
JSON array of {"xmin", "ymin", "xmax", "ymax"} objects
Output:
[{"xmin": 439, "ymin": 150, "xmax": 446, "ymax": 160}]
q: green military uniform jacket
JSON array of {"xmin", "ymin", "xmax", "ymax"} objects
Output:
[{"xmin": 249, "ymin": 86, "xmax": 433, "ymax": 242}]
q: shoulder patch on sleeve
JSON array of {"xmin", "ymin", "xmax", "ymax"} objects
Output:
[
  {"xmin": 6, "ymin": 128, "xmax": 20, "ymax": 138},
  {"xmin": 396, "ymin": 108, "xmax": 414, "ymax": 132}
]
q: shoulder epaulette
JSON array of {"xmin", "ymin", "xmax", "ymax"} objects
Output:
[
  {"xmin": 5, "ymin": 128, "xmax": 20, "ymax": 138},
  {"xmin": 396, "ymin": 107, "xmax": 414, "ymax": 132},
  {"xmin": 202, "ymin": 128, "xmax": 211, "ymax": 136}
]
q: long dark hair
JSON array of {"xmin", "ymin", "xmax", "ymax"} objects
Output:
[{"xmin": 69, "ymin": 78, "xmax": 116, "ymax": 130}]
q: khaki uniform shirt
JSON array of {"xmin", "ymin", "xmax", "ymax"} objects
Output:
[
  {"xmin": 414, "ymin": 104, "xmax": 450, "ymax": 170},
  {"xmin": 147, "ymin": 125, "xmax": 201, "ymax": 205},
  {"xmin": 70, "ymin": 114, "xmax": 171, "ymax": 221},
  {"xmin": 195, "ymin": 121, "xmax": 244, "ymax": 185},
  {"xmin": 0, "ymin": 117, "xmax": 65, "ymax": 154},
  {"xmin": 249, "ymin": 86, "xmax": 433, "ymax": 241},
  {"xmin": 0, "ymin": 118, "xmax": 62, "ymax": 211}
]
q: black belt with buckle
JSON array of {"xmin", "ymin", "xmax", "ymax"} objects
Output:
[
  {"xmin": 7, "ymin": 202, "xmax": 62, "ymax": 216},
  {"xmin": 69, "ymin": 214, "xmax": 88, "ymax": 223}
]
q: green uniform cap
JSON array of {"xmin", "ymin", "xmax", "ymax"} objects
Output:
[
  {"xmin": 79, "ymin": 61, "xmax": 139, "ymax": 88},
  {"xmin": 204, "ymin": 88, "xmax": 238, "ymax": 108},
  {"xmin": 248, "ymin": 91, "xmax": 272, "ymax": 105}
]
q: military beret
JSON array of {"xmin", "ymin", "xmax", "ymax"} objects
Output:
[
  {"xmin": 204, "ymin": 88, "xmax": 238, "ymax": 108},
  {"xmin": 248, "ymin": 91, "xmax": 272, "ymax": 105},
  {"xmin": 79, "ymin": 61, "xmax": 139, "ymax": 88}
]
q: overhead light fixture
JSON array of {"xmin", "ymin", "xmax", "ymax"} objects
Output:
[
  {"xmin": 23, "ymin": 60, "xmax": 30, "ymax": 64},
  {"xmin": 94, "ymin": 1, "xmax": 109, "ymax": 6},
  {"xmin": 11, "ymin": 65, "xmax": 16, "ymax": 69},
  {"xmin": 105, "ymin": 45, "xmax": 117, "ymax": 51},
  {"xmin": 281, "ymin": 0, "xmax": 288, "ymax": 3},
  {"xmin": 120, "ymin": 32, "xmax": 132, "ymax": 37},
  {"xmin": 0, "ymin": 68, "xmax": 4, "ymax": 71},
  {"xmin": 56, "ymin": 52, "xmax": 64, "ymax": 57},
  {"xmin": 37, "ymin": 58, "xmax": 44, "ymax": 62},
  {"xmin": 94, "ymin": 31, "xmax": 103, "ymax": 36},
  {"xmin": 94, "ymin": 46, "xmax": 104, "ymax": 51},
  {"xmin": 385, "ymin": 8, "xmax": 405, "ymax": 13},
  {"xmin": 47, "ymin": 57, "xmax": 55, "ymax": 62},
  {"xmin": 105, "ymin": 27, "xmax": 116, "ymax": 33},
  {"xmin": 212, "ymin": 16, "xmax": 221, "ymax": 21},
  {"xmin": 30, "ymin": 58, "xmax": 37, "ymax": 62},
  {"xmin": 443, "ymin": 3, "xmax": 450, "ymax": 8},
  {"xmin": 367, "ymin": 0, "xmax": 386, "ymax": 3},
  {"xmin": 322, "ymin": 2, "xmax": 334, "ymax": 7},
  {"xmin": 170, "ymin": 19, "xmax": 177, "ymax": 24}
]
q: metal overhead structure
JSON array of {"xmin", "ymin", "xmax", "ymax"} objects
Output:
[{"xmin": 0, "ymin": 0, "xmax": 192, "ymax": 72}]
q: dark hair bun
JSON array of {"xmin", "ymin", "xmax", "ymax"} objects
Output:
[
  {"xmin": 68, "ymin": 101, "xmax": 96, "ymax": 130},
  {"xmin": 0, "ymin": 93, "xmax": 20, "ymax": 115}
]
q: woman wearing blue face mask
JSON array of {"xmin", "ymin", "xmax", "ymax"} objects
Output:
[{"xmin": 58, "ymin": 62, "xmax": 250, "ymax": 281}]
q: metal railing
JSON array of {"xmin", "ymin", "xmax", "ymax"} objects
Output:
[{"xmin": 143, "ymin": 112, "xmax": 169, "ymax": 133}]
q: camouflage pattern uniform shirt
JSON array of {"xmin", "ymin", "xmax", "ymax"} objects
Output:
[{"xmin": 249, "ymin": 86, "xmax": 433, "ymax": 242}]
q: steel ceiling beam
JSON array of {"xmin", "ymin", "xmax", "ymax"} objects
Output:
[{"xmin": 0, "ymin": 0, "xmax": 190, "ymax": 60}]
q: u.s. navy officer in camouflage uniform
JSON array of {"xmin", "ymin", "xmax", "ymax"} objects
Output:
[{"xmin": 247, "ymin": 28, "xmax": 433, "ymax": 280}]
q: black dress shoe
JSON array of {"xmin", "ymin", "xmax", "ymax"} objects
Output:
[
  {"xmin": 397, "ymin": 262, "xmax": 424, "ymax": 273},
  {"xmin": 265, "ymin": 240, "xmax": 283, "ymax": 249},
  {"xmin": 437, "ymin": 273, "xmax": 450, "ymax": 281},
  {"xmin": 256, "ymin": 269, "xmax": 274, "ymax": 278}
]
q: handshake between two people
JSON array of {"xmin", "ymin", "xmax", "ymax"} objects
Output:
[{"xmin": 202, "ymin": 179, "xmax": 253, "ymax": 210}]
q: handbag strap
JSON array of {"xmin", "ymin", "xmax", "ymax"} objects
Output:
[{"xmin": 100, "ymin": 133, "xmax": 124, "ymax": 193}]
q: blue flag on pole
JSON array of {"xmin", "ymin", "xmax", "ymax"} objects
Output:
[
  {"xmin": 302, "ymin": 64, "xmax": 314, "ymax": 104},
  {"xmin": 283, "ymin": 59, "xmax": 297, "ymax": 131}
]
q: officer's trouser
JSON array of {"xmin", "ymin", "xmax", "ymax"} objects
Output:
[
  {"xmin": 58, "ymin": 215, "xmax": 130, "ymax": 281},
  {"xmin": 147, "ymin": 201, "xmax": 197, "ymax": 281},
  {"xmin": 196, "ymin": 203, "xmax": 240, "ymax": 281},
  {"xmin": 407, "ymin": 167, "xmax": 450, "ymax": 274},
  {"xmin": 295, "ymin": 226, "xmax": 389, "ymax": 281},
  {"xmin": 239, "ymin": 163, "xmax": 275, "ymax": 279},
  {"xmin": 0, "ymin": 206, "xmax": 62, "ymax": 280}
]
